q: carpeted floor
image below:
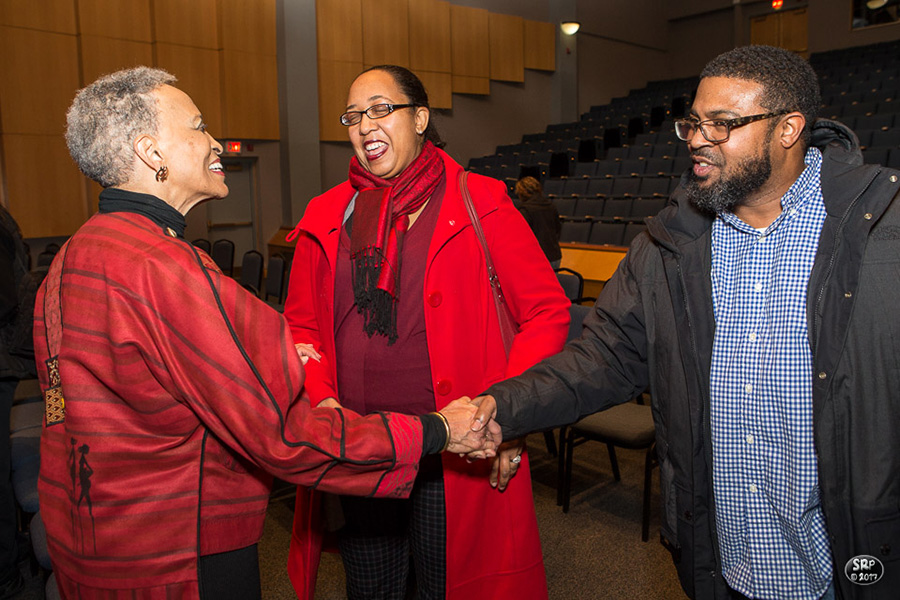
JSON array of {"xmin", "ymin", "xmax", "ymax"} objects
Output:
[{"xmin": 258, "ymin": 431, "xmax": 688, "ymax": 600}]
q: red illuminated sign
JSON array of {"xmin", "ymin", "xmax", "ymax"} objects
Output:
[
  {"xmin": 772, "ymin": 0, "xmax": 784, "ymax": 8},
  {"xmin": 226, "ymin": 141, "xmax": 242, "ymax": 153}
]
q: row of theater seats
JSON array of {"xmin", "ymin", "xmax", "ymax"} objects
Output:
[
  {"xmin": 545, "ymin": 175, "xmax": 677, "ymax": 201},
  {"xmin": 554, "ymin": 196, "xmax": 668, "ymax": 221},
  {"xmin": 191, "ymin": 239, "xmax": 287, "ymax": 307},
  {"xmin": 560, "ymin": 219, "xmax": 648, "ymax": 247}
]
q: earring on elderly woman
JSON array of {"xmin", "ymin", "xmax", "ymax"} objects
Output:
[{"xmin": 155, "ymin": 165, "xmax": 169, "ymax": 183}]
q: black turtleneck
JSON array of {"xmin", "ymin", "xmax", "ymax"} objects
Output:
[{"xmin": 98, "ymin": 188, "xmax": 187, "ymax": 238}]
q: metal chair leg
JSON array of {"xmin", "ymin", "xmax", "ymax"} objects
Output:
[
  {"xmin": 606, "ymin": 443, "xmax": 621, "ymax": 481},
  {"xmin": 556, "ymin": 426, "xmax": 568, "ymax": 506},
  {"xmin": 563, "ymin": 429, "xmax": 576, "ymax": 513}
]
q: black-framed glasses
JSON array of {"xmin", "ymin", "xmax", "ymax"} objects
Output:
[
  {"xmin": 674, "ymin": 111, "xmax": 790, "ymax": 143},
  {"xmin": 340, "ymin": 103, "xmax": 416, "ymax": 126}
]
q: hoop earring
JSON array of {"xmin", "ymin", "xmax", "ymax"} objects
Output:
[{"xmin": 155, "ymin": 165, "xmax": 169, "ymax": 183}]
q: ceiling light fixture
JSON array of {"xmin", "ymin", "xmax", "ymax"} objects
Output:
[{"xmin": 560, "ymin": 21, "xmax": 581, "ymax": 35}]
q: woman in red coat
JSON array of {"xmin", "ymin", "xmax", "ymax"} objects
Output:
[{"xmin": 283, "ymin": 65, "xmax": 570, "ymax": 599}]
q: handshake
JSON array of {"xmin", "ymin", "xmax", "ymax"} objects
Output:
[{"xmin": 437, "ymin": 395, "xmax": 501, "ymax": 458}]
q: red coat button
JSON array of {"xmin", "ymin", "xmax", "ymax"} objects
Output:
[
  {"xmin": 435, "ymin": 379, "xmax": 452, "ymax": 395},
  {"xmin": 427, "ymin": 291, "xmax": 443, "ymax": 307}
]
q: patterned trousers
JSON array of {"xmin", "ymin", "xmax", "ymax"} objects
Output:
[{"xmin": 338, "ymin": 454, "xmax": 445, "ymax": 600}]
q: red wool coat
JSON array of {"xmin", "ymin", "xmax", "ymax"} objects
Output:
[
  {"xmin": 35, "ymin": 209, "xmax": 424, "ymax": 598},
  {"xmin": 283, "ymin": 150, "xmax": 571, "ymax": 599}
]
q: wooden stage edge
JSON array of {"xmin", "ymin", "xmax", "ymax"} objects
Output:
[{"xmin": 560, "ymin": 242, "xmax": 627, "ymax": 300}]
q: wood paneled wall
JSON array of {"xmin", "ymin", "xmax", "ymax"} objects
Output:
[
  {"xmin": 316, "ymin": 0, "xmax": 555, "ymax": 141},
  {"xmin": 0, "ymin": 0, "xmax": 279, "ymax": 237}
]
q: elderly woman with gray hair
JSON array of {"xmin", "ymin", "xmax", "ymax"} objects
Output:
[{"xmin": 35, "ymin": 67, "xmax": 485, "ymax": 599}]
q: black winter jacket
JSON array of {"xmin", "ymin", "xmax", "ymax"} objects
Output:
[{"xmin": 489, "ymin": 120, "xmax": 900, "ymax": 599}]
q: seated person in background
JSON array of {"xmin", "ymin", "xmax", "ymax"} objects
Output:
[
  {"xmin": 516, "ymin": 176, "xmax": 562, "ymax": 269},
  {"xmin": 37, "ymin": 66, "xmax": 483, "ymax": 600},
  {"xmin": 469, "ymin": 45, "xmax": 900, "ymax": 600}
]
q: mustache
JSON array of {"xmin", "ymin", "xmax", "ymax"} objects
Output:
[{"xmin": 690, "ymin": 149, "xmax": 720, "ymax": 166}]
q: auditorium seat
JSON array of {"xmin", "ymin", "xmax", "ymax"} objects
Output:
[
  {"xmin": 591, "ymin": 160, "xmax": 617, "ymax": 178},
  {"xmin": 588, "ymin": 222, "xmax": 626, "ymax": 246},
  {"xmin": 618, "ymin": 159, "xmax": 646, "ymax": 177},
  {"xmin": 603, "ymin": 198, "xmax": 633, "ymax": 219},
  {"xmin": 638, "ymin": 177, "xmax": 671, "ymax": 198},
  {"xmin": 623, "ymin": 223, "xmax": 649, "ymax": 246},
  {"xmin": 610, "ymin": 177, "xmax": 641, "ymax": 198},
  {"xmin": 575, "ymin": 197, "xmax": 605, "ymax": 219},
  {"xmin": 587, "ymin": 178, "xmax": 614, "ymax": 198},
  {"xmin": 563, "ymin": 178, "xmax": 590, "ymax": 197},
  {"xmin": 559, "ymin": 219, "xmax": 592, "ymax": 243},
  {"xmin": 872, "ymin": 129, "xmax": 900, "ymax": 148},
  {"xmin": 631, "ymin": 198, "xmax": 667, "ymax": 218}
]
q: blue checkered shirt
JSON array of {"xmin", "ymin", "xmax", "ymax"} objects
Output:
[{"xmin": 709, "ymin": 148, "xmax": 834, "ymax": 599}]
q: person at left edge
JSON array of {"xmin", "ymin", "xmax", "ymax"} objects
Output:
[
  {"xmin": 35, "ymin": 67, "xmax": 484, "ymax": 600},
  {"xmin": 283, "ymin": 65, "xmax": 570, "ymax": 599}
]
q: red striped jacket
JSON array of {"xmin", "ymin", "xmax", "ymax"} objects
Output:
[{"xmin": 35, "ymin": 210, "xmax": 422, "ymax": 597}]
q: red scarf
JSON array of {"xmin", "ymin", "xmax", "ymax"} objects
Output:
[{"xmin": 348, "ymin": 141, "xmax": 445, "ymax": 344}]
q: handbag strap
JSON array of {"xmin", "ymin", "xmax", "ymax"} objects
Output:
[
  {"xmin": 459, "ymin": 171, "xmax": 515, "ymax": 355},
  {"xmin": 459, "ymin": 171, "xmax": 504, "ymax": 304}
]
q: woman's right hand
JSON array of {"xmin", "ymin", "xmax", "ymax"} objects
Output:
[{"xmin": 294, "ymin": 343, "xmax": 322, "ymax": 365}]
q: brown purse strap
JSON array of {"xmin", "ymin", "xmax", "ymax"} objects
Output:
[{"xmin": 458, "ymin": 170, "xmax": 515, "ymax": 354}]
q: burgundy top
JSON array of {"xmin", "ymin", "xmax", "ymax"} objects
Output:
[{"xmin": 334, "ymin": 180, "xmax": 445, "ymax": 416}]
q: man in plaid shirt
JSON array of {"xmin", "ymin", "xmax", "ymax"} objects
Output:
[{"xmin": 472, "ymin": 45, "xmax": 900, "ymax": 600}]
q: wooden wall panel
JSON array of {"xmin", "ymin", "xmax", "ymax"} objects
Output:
[
  {"xmin": 414, "ymin": 70, "xmax": 451, "ymax": 109},
  {"xmin": 2, "ymin": 134, "xmax": 87, "ymax": 237},
  {"xmin": 362, "ymin": 0, "xmax": 409, "ymax": 67},
  {"xmin": 221, "ymin": 50, "xmax": 279, "ymax": 139},
  {"xmin": 0, "ymin": 27, "xmax": 80, "ymax": 135},
  {"xmin": 155, "ymin": 44, "xmax": 224, "ymax": 136},
  {"xmin": 750, "ymin": 14, "xmax": 780, "ymax": 47},
  {"xmin": 219, "ymin": 0, "xmax": 276, "ymax": 56},
  {"xmin": 154, "ymin": 0, "xmax": 219, "ymax": 49},
  {"xmin": 81, "ymin": 36, "xmax": 153, "ymax": 87},
  {"xmin": 318, "ymin": 60, "xmax": 363, "ymax": 142},
  {"xmin": 78, "ymin": 0, "xmax": 151, "ymax": 41},
  {"xmin": 317, "ymin": 0, "xmax": 363, "ymax": 63},
  {"xmin": 781, "ymin": 8, "xmax": 808, "ymax": 53},
  {"xmin": 450, "ymin": 5, "xmax": 489, "ymax": 94},
  {"xmin": 409, "ymin": 0, "xmax": 450, "ymax": 73},
  {"xmin": 0, "ymin": 0, "xmax": 76, "ymax": 34},
  {"xmin": 451, "ymin": 74, "xmax": 489, "ymax": 95},
  {"xmin": 489, "ymin": 13, "xmax": 523, "ymax": 82},
  {"xmin": 450, "ymin": 5, "xmax": 489, "ymax": 78},
  {"xmin": 523, "ymin": 19, "xmax": 555, "ymax": 71}
]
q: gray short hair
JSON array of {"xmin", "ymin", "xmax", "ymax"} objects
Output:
[{"xmin": 65, "ymin": 67, "xmax": 177, "ymax": 188}]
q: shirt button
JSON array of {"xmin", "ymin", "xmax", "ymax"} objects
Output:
[
  {"xmin": 748, "ymin": 332, "xmax": 757, "ymax": 342},
  {"xmin": 818, "ymin": 372, "xmax": 827, "ymax": 380},
  {"xmin": 749, "ymin": 484, "xmax": 758, "ymax": 493},
  {"xmin": 864, "ymin": 213, "xmax": 873, "ymax": 220},
  {"xmin": 746, "ymin": 434, "xmax": 755, "ymax": 444},
  {"xmin": 753, "ymin": 282, "xmax": 763, "ymax": 292},
  {"xmin": 744, "ymin": 384, "xmax": 753, "ymax": 394},
  {"xmin": 890, "ymin": 175, "xmax": 898, "ymax": 183},
  {"xmin": 435, "ymin": 379, "xmax": 452, "ymax": 395},
  {"xmin": 844, "ymin": 291, "xmax": 852, "ymax": 298},
  {"xmin": 427, "ymin": 291, "xmax": 443, "ymax": 307}
]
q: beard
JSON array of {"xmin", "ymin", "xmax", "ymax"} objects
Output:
[{"xmin": 684, "ymin": 147, "xmax": 773, "ymax": 215}]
